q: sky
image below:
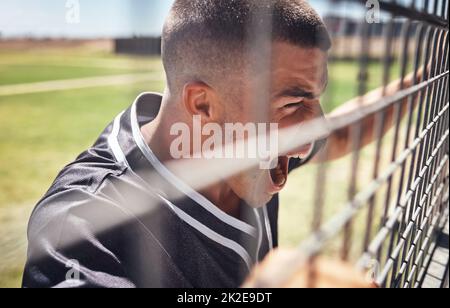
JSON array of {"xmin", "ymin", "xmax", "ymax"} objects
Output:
[
  {"xmin": 0, "ymin": 0, "xmax": 368, "ymax": 39},
  {"xmin": 0, "ymin": 0, "xmax": 173, "ymax": 38}
]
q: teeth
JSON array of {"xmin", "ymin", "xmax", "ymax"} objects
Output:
[
  {"xmin": 270, "ymin": 162, "xmax": 286, "ymax": 187},
  {"xmin": 277, "ymin": 176, "xmax": 286, "ymax": 186}
]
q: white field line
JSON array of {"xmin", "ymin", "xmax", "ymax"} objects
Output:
[
  {"xmin": 0, "ymin": 73, "xmax": 164, "ymax": 97},
  {"xmin": 0, "ymin": 58, "xmax": 163, "ymax": 70}
]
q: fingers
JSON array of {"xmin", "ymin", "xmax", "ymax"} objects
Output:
[{"xmin": 243, "ymin": 249, "xmax": 378, "ymax": 288}]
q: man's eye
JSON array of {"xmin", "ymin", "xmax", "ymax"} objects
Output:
[{"xmin": 283, "ymin": 102, "xmax": 302, "ymax": 109}]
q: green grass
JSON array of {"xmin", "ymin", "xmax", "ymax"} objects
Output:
[
  {"xmin": 0, "ymin": 49, "xmax": 166, "ymax": 287},
  {"xmin": 0, "ymin": 64, "xmax": 137, "ymax": 85},
  {"xmin": 0, "ymin": 47, "xmax": 406, "ymax": 287},
  {"xmin": 322, "ymin": 59, "xmax": 403, "ymax": 112},
  {"xmin": 0, "ymin": 52, "xmax": 163, "ymax": 85}
]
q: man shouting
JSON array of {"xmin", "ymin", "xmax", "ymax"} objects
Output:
[{"xmin": 23, "ymin": 0, "xmax": 419, "ymax": 288}]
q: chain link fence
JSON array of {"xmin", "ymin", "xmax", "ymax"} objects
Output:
[{"xmin": 291, "ymin": 0, "xmax": 449, "ymax": 288}]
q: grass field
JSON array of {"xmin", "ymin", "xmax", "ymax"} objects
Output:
[{"xmin": 0, "ymin": 44, "xmax": 406, "ymax": 287}]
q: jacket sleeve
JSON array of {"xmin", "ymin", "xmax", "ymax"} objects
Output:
[{"xmin": 22, "ymin": 188, "xmax": 136, "ymax": 288}]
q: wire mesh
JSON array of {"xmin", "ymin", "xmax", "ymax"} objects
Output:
[{"xmin": 297, "ymin": 0, "xmax": 449, "ymax": 288}]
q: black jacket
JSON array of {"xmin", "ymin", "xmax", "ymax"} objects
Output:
[{"xmin": 22, "ymin": 93, "xmax": 322, "ymax": 288}]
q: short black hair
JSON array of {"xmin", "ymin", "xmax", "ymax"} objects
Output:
[{"xmin": 162, "ymin": 0, "xmax": 331, "ymax": 94}]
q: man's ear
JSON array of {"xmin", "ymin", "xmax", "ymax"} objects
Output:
[{"xmin": 182, "ymin": 82, "xmax": 222, "ymax": 121}]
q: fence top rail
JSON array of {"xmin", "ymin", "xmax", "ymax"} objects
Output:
[{"xmin": 347, "ymin": 0, "xmax": 450, "ymax": 29}]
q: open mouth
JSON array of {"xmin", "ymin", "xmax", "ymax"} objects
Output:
[
  {"xmin": 269, "ymin": 156, "xmax": 289, "ymax": 189},
  {"xmin": 268, "ymin": 143, "xmax": 313, "ymax": 193},
  {"xmin": 286, "ymin": 143, "xmax": 313, "ymax": 159}
]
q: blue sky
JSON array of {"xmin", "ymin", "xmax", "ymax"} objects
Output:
[
  {"xmin": 0, "ymin": 0, "xmax": 367, "ymax": 39},
  {"xmin": 0, "ymin": 0, "xmax": 173, "ymax": 38}
]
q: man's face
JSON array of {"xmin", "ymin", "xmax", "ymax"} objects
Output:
[{"xmin": 224, "ymin": 42, "xmax": 328, "ymax": 207}]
